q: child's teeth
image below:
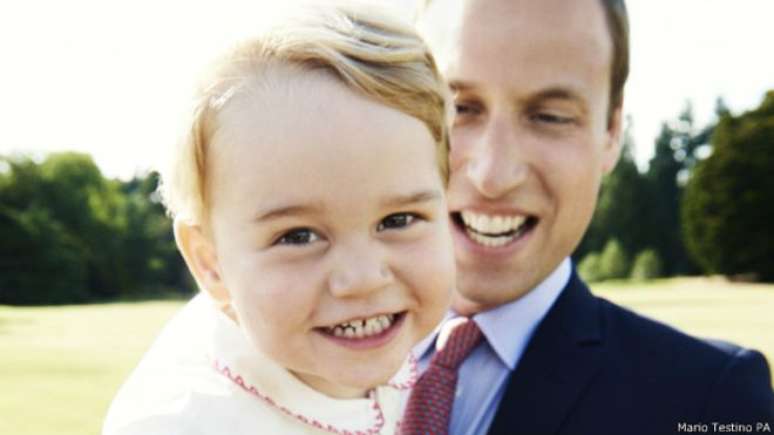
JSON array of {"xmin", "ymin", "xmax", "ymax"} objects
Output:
[
  {"xmin": 368, "ymin": 317, "xmax": 384, "ymax": 335},
  {"xmin": 329, "ymin": 314, "xmax": 396, "ymax": 339}
]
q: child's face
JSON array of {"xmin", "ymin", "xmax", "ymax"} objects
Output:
[{"xmin": 192, "ymin": 72, "xmax": 454, "ymax": 398}]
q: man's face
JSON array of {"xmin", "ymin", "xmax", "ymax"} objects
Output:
[{"xmin": 422, "ymin": 0, "xmax": 622, "ymax": 314}]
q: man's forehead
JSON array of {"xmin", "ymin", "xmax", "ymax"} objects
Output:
[
  {"xmin": 417, "ymin": 0, "xmax": 610, "ymax": 56},
  {"xmin": 418, "ymin": 0, "xmax": 612, "ymax": 85}
]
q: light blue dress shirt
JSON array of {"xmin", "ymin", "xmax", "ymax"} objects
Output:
[{"xmin": 412, "ymin": 258, "xmax": 571, "ymax": 435}]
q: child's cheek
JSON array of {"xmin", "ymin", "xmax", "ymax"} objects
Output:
[{"xmin": 396, "ymin": 227, "xmax": 455, "ymax": 316}]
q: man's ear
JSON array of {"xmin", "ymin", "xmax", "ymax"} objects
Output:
[
  {"xmin": 173, "ymin": 218, "xmax": 231, "ymax": 308},
  {"xmin": 601, "ymin": 104, "xmax": 624, "ymax": 174}
]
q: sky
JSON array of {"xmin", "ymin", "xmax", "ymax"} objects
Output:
[{"xmin": 1, "ymin": 0, "xmax": 772, "ymax": 179}]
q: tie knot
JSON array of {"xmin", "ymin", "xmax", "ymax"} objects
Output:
[{"xmin": 431, "ymin": 317, "xmax": 483, "ymax": 370}]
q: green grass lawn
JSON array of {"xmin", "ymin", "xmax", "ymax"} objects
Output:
[
  {"xmin": 1, "ymin": 278, "xmax": 773, "ymax": 435},
  {"xmin": 592, "ymin": 277, "xmax": 774, "ymax": 368},
  {"xmin": 0, "ymin": 300, "xmax": 185, "ymax": 435}
]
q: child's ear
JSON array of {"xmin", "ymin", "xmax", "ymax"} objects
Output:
[{"xmin": 173, "ymin": 218, "xmax": 231, "ymax": 309}]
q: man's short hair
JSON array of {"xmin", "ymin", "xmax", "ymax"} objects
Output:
[
  {"xmin": 602, "ymin": 0, "xmax": 629, "ymax": 113},
  {"xmin": 419, "ymin": 0, "xmax": 629, "ymax": 117}
]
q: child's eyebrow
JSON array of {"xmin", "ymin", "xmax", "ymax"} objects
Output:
[
  {"xmin": 380, "ymin": 190, "xmax": 442, "ymax": 208},
  {"xmin": 254, "ymin": 203, "xmax": 325, "ymax": 223},
  {"xmin": 254, "ymin": 190, "xmax": 441, "ymax": 223}
]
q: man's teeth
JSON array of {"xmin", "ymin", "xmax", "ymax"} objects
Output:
[
  {"xmin": 461, "ymin": 211, "xmax": 526, "ymax": 235},
  {"xmin": 460, "ymin": 211, "xmax": 529, "ymax": 248},
  {"xmin": 467, "ymin": 231, "xmax": 515, "ymax": 248},
  {"xmin": 328, "ymin": 314, "xmax": 395, "ymax": 339}
]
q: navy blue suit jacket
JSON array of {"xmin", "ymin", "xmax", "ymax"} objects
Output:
[{"xmin": 488, "ymin": 271, "xmax": 774, "ymax": 435}]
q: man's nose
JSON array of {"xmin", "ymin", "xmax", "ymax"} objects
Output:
[
  {"xmin": 327, "ymin": 241, "xmax": 393, "ymax": 298},
  {"xmin": 466, "ymin": 115, "xmax": 528, "ymax": 199}
]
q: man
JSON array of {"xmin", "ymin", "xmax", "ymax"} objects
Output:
[{"xmin": 404, "ymin": 1, "xmax": 774, "ymax": 434}]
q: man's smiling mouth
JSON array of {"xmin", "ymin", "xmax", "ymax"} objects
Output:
[{"xmin": 452, "ymin": 211, "xmax": 538, "ymax": 248}]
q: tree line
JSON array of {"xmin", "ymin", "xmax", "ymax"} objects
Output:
[
  {"xmin": 575, "ymin": 91, "xmax": 774, "ymax": 283},
  {"xmin": 0, "ymin": 154, "xmax": 189, "ymax": 305},
  {"xmin": 1, "ymin": 91, "xmax": 772, "ymax": 305}
]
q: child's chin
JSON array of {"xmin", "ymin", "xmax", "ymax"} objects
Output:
[{"xmin": 337, "ymin": 361, "xmax": 402, "ymax": 391}]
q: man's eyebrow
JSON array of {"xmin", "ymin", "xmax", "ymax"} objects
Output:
[
  {"xmin": 448, "ymin": 80, "xmax": 478, "ymax": 93},
  {"xmin": 381, "ymin": 190, "xmax": 443, "ymax": 208},
  {"xmin": 450, "ymin": 82, "xmax": 587, "ymax": 109},
  {"xmin": 525, "ymin": 87, "xmax": 587, "ymax": 106},
  {"xmin": 254, "ymin": 202, "xmax": 325, "ymax": 222}
]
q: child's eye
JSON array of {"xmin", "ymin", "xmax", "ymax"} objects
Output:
[
  {"xmin": 275, "ymin": 228, "xmax": 320, "ymax": 246},
  {"xmin": 377, "ymin": 213, "xmax": 419, "ymax": 232}
]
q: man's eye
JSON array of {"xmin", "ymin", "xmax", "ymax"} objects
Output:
[
  {"xmin": 454, "ymin": 102, "xmax": 481, "ymax": 116},
  {"xmin": 532, "ymin": 113, "xmax": 574, "ymax": 124},
  {"xmin": 276, "ymin": 228, "xmax": 320, "ymax": 246},
  {"xmin": 377, "ymin": 213, "xmax": 419, "ymax": 231},
  {"xmin": 455, "ymin": 103, "xmax": 473, "ymax": 114}
]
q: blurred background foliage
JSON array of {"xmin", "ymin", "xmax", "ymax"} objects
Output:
[
  {"xmin": 0, "ymin": 154, "xmax": 189, "ymax": 305},
  {"xmin": 0, "ymin": 91, "xmax": 773, "ymax": 305},
  {"xmin": 576, "ymin": 90, "xmax": 774, "ymax": 284}
]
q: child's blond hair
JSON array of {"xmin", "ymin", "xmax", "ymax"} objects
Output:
[{"xmin": 160, "ymin": 1, "xmax": 450, "ymax": 225}]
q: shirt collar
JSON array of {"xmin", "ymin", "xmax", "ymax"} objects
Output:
[
  {"xmin": 413, "ymin": 258, "xmax": 572, "ymax": 370},
  {"xmin": 207, "ymin": 297, "xmax": 415, "ymax": 434},
  {"xmin": 475, "ymin": 258, "xmax": 571, "ymax": 369}
]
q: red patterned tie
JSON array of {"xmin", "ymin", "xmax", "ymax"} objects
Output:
[{"xmin": 401, "ymin": 318, "xmax": 483, "ymax": 435}]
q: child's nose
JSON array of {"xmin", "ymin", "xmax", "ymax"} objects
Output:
[{"xmin": 327, "ymin": 244, "xmax": 393, "ymax": 298}]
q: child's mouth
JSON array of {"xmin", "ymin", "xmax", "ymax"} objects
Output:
[{"xmin": 317, "ymin": 311, "xmax": 407, "ymax": 341}]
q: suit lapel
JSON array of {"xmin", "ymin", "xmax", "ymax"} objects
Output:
[{"xmin": 488, "ymin": 272, "xmax": 606, "ymax": 435}]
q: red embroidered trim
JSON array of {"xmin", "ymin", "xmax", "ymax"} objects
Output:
[
  {"xmin": 213, "ymin": 359, "xmax": 386, "ymax": 435},
  {"xmin": 386, "ymin": 353, "xmax": 418, "ymax": 390}
]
